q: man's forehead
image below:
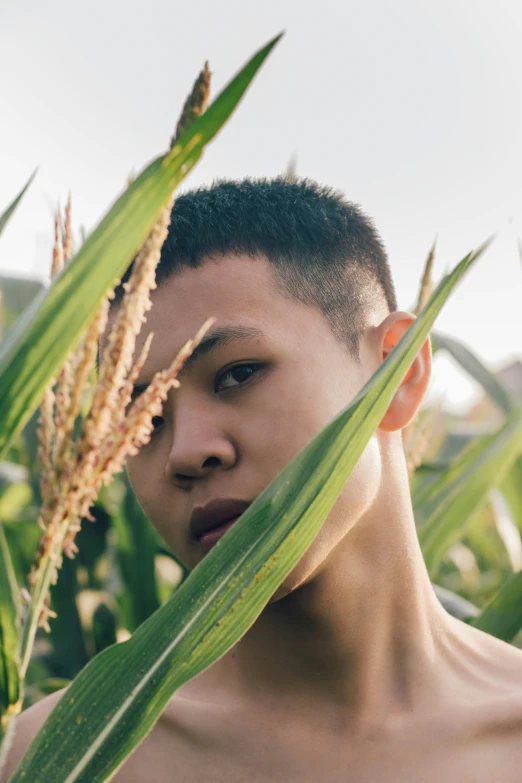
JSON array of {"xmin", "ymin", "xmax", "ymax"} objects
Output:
[{"xmin": 100, "ymin": 255, "xmax": 282, "ymax": 357}]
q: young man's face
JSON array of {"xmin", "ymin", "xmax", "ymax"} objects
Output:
[{"xmin": 111, "ymin": 253, "xmax": 389, "ymax": 596}]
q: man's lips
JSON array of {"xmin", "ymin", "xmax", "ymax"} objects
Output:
[
  {"xmin": 198, "ymin": 516, "xmax": 241, "ymax": 552},
  {"xmin": 189, "ymin": 498, "xmax": 251, "ymax": 540}
]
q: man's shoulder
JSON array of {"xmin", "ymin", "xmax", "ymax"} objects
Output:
[
  {"xmin": 0, "ymin": 687, "xmax": 69, "ymax": 782},
  {"xmin": 458, "ymin": 621, "xmax": 522, "ymax": 709},
  {"xmin": 455, "ymin": 624, "xmax": 522, "ymax": 774},
  {"xmin": 463, "ymin": 621, "xmax": 522, "ymax": 680},
  {"xmin": 464, "ymin": 685, "xmax": 522, "ymax": 781},
  {"xmin": 0, "ymin": 687, "xmax": 211, "ymax": 783}
]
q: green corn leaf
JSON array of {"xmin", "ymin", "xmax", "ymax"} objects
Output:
[
  {"xmin": 471, "ymin": 570, "xmax": 522, "ymax": 642},
  {"xmin": 112, "ymin": 477, "xmax": 161, "ymax": 633},
  {"xmin": 0, "ymin": 34, "xmax": 282, "ymax": 459},
  {"xmin": 499, "ymin": 456, "xmax": 522, "ymax": 534},
  {"xmin": 414, "ymin": 433, "xmax": 495, "ymax": 519},
  {"xmin": 0, "ymin": 172, "xmax": 36, "ymax": 240},
  {"xmin": 431, "ymin": 331, "xmax": 515, "ymax": 415},
  {"xmin": 9, "ymin": 242, "xmax": 489, "ymax": 783},
  {"xmin": 415, "ymin": 410, "xmax": 522, "ymax": 576},
  {"xmin": 0, "ymin": 521, "xmax": 22, "ymax": 741},
  {"xmin": 489, "ymin": 488, "xmax": 522, "ymax": 573},
  {"xmin": 47, "ymin": 556, "xmax": 89, "ymax": 681}
]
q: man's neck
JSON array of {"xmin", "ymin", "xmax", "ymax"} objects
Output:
[{"xmin": 180, "ymin": 475, "xmax": 455, "ymax": 728}]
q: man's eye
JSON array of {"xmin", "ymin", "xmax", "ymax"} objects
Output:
[
  {"xmin": 216, "ymin": 363, "xmax": 261, "ymax": 392},
  {"xmin": 144, "ymin": 364, "xmax": 262, "ymax": 435}
]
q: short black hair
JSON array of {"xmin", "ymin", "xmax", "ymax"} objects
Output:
[{"xmin": 109, "ymin": 176, "xmax": 397, "ymax": 359}]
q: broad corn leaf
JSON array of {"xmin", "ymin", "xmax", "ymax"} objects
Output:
[{"xmin": 9, "ymin": 243, "xmax": 489, "ymax": 782}]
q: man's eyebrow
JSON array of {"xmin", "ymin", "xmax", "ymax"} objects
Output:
[{"xmin": 130, "ymin": 324, "xmax": 266, "ymax": 401}]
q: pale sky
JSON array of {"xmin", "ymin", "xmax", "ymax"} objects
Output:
[{"xmin": 1, "ymin": 0, "xmax": 521, "ymax": 411}]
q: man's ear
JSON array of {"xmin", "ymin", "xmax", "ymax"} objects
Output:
[{"xmin": 375, "ymin": 311, "xmax": 432, "ymax": 432}]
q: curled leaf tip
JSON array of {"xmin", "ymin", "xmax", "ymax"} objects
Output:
[{"xmin": 170, "ymin": 61, "xmax": 212, "ymax": 149}]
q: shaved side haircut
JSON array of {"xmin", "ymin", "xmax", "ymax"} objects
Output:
[{"xmin": 109, "ymin": 177, "xmax": 398, "ymax": 359}]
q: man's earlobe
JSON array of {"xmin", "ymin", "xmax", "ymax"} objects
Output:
[{"xmin": 376, "ymin": 312, "xmax": 432, "ymax": 432}]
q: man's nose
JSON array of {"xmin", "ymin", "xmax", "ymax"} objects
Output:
[{"xmin": 164, "ymin": 404, "xmax": 237, "ymax": 488}]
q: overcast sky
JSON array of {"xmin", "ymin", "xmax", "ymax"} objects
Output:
[{"xmin": 1, "ymin": 0, "xmax": 521, "ymax": 410}]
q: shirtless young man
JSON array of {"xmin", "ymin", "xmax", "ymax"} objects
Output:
[{"xmin": 3, "ymin": 178, "xmax": 522, "ymax": 782}]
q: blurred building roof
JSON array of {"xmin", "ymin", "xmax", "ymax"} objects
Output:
[{"xmin": 467, "ymin": 358, "xmax": 522, "ymax": 425}]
